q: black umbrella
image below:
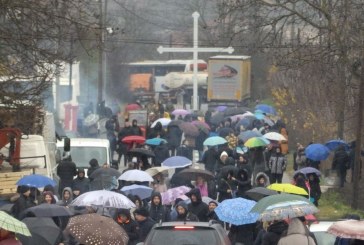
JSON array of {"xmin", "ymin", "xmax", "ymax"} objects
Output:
[
  {"xmin": 218, "ymin": 165, "xmax": 239, "ymax": 179},
  {"xmin": 89, "ymin": 167, "xmax": 122, "ymax": 179},
  {"xmin": 176, "ymin": 168, "xmax": 215, "ymax": 181},
  {"xmin": 17, "ymin": 217, "xmax": 61, "ymax": 245},
  {"xmin": 210, "ymin": 112, "xmax": 225, "ymax": 125},
  {"xmin": 128, "ymin": 148, "xmax": 155, "ymax": 158},
  {"xmin": 245, "ymin": 187, "xmax": 278, "ymax": 201},
  {"xmin": 224, "ymin": 107, "xmax": 251, "ymax": 116},
  {"xmin": 24, "ymin": 203, "xmax": 73, "ymax": 217}
]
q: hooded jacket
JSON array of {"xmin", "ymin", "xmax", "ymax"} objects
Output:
[
  {"xmin": 277, "ymin": 218, "xmax": 316, "ymax": 245},
  {"xmin": 72, "ymin": 169, "xmax": 90, "ymax": 194},
  {"xmin": 174, "ymin": 201, "xmax": 198, "ymax": 222},
  {"xmin": 57, "ymin": 187, "xmax": 73, "ymax": 206},
  {"xmin": 116, "ymin": 209, "xmax": 139, "ymax": 245},
  {"xmin": 187, "ymin": 188, "xmax": 209, "ymax": 222},
  {"xmin": 255, "ymin": 172, "xmax": 270, "ymax": 187},
  {"xmin": 149, "ymin": 192, "xmax": 171, "ymax": 222},
  {"xmin": 236, "ymin": 168, "xmax": 252, "ymax": 197}
]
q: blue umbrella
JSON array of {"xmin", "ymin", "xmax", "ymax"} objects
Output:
[
  {"xmin": 146, "ymin": 138, "xmax": 167, "ymax": 146},
  {"xmin": 215, "ymin": 198, "xmax": 259, "ymax": 225},
  {"xmin": 238, "ymin": 130, "xmax": 262, "ymax": 142},
  {"xmin": 305, "ymin": 144, "xmax": 330, "ymax": 161},
  {"xmin": 161, "ymin": 156, "xmax": 192, "ymax": 168},
  {"xmin": 325, "ymin": 140, "xmax": 349, "ymax": 151},
  {"xmin": 121, "ymin": 184, "xmax": 153, "ymax": 200},
  {"xmin": 203, "ymin": 136, "xmax": 227, "ymax": 146},
  {"xmin": 16, "ymin": 174, "xmax": 56, "ymax": 188},
  {"xmin": 255, "ymin": 104, "xmax": 277, "ymax": 115},
  {"xmin": 236, "ymin": 116, "xmax": 256, "ymax": 130},
  {"xmin": 294, "ymin": 167, "xmax": 321, "ymax": 177}
]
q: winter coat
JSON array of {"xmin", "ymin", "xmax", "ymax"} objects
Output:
[
  {"xmin": 201, "ymin": 147, "xmax": 218, "ymax": 173},
  {"xmin": 57, "ymin": 187, "xmax": 73, "ymax": 206},
  {"xmin": 308, "ymin": 175, "xmax": 321, "ymax": 204},
  {"xmin": 255, "ymin": 172, "xmax": 270, "ymax": 187},
  {"xmin": 173, "ymin": 201, "xmax": 199, "ymax": 222},
  {"xmin": 235, "ymin": 168, "xmax": 252, "ymax": 197},
  {"xmin": 217, "ymin": 177, "xmax": 237, "ymax": 202},
  {"xmin": 229, "ymin": 223, "xmax": 255, "ymax": 245},
  {"xmin": 153, "ymin": 143, "xmax": 170, "ymax": 166},
  {"xmin": 136, "ymin": 217, "xmax": 156, "ymax": 243},
  {"xmin": 176, "ymin": 144, "xmax": 192, "ymax": 161},
  {"xmin": 332, "ymin": 147, "xmax": 350, "ymax": 172},
  {"xmin": 278, "ymin": 218, "xmax": 316, "ymax": 245},
  {"xmin": 57, "ymin": 159, "xmax": 77, "ymax": 181},
  {"xmin": 268, "ymin": 154, "xmax": 287, "ymax": 174},
  {"xmin": 215, "ymin": 157, "xmax": 235, "ymax": 174},
  {"xmin": 166, "ymin": 125, "xmax": 182, "ymax": 148},
  {"xmin": 262, "ymin": 221, "xmax": 288, "ymax": 245},
  {"xmin": 72, "ymin": 176, "xmax": 90, "ymax": 194},
  {"xmin": 118, "ymin": 126, "xmax": 134, "ymax": 153},
  {"xmin": 187, "ymin": 188, "xmax": 209, "ymax": 222},
  {"xmin": 195, "ymin": 131, "xmax": 208, "ymax": 152},
  {"xmin": 116, "ymin": 209, "xmax": 139, "ymax": 245},
  {"xmin": 131, "ymin": 125, "xmax": 142, "ymax": 136},
  {"xmin": 87, "ymin": 166, "xmax": 100, "ymax": 180},
  {"xmin": 149, "ymin": 192, "xmax": 171, "ymax": 223},
  {"xmin": 11, "ymin": 194, "xmax": 35, "ymax": 219}
]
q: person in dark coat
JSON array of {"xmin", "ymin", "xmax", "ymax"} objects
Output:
[
  {"xmin": 117, "ymin": 120, "xmax": 134, "ymax": 166},
  {"xmin": 176, "ymin": 140, "xmax": 193, "ymax": 161},
  {"xmin": 57, "ymin": 152, "xmax": 77, "ymax": 196},
  {"xmin": 250, "ymin": 147, "xmax": 266, "ymax": 183},
  {"xmin": 229, "ymin": 223, "xmax": 256, "ymax": 245},
  {"xmin": 206, "ymin": 200, "xmax": 222, "ymax": 225},
  {"xmin": 148, "ymin": 192, "xmax": 170, "ymax": 223},
  {"xmin": 195, "ymin": 130, "xmax": 208, "ymax": 160},
  {"xmin": 307, "ymin": 173, "xmax": 321, "ymax": 206},
  {"xmin": 72, "ymin": 169, "xmax": 90, "ymax": 195},
  {"xmin": 215, "ymin": 151, "xmax": 235, "ymax": 175},
  {"xmin": 332, "ymin": 145, "xmax": 350, "ymax": 187},
  {"xmin": 134, "ymin": 207, "xmax": 156, "ymax": 243},
  {"xmin": 268, "ymin": 147, "xmax": 287, "ymax": 184},
  {"xmin": 87, "ymin": 158, "xmax": 100, "ymax": 181},
  {"xmin": 116, "ymin": 208, "xmax": 139, "ymax": 245},
  {"xmin": 261, "ymin": 220, "xmax": 288, "ymax": 245},
  {"xmin": 11, "ymin": 186, "xmax": 35, "ymax": 219},
  {"xmin": 153, "ymin": 141, "xmax": 170, "ymax": 166},
  {"xmin": 147, "ymin": 122, "xmax": 165, "ymax": 139},
  {"xmin": 217, "ymin": 170, "xmax": 237, "ymax": 202},
  {"xmin": 201, "ymin": 146, "xmax": 218, "ymax": 173},
  {"xmin": 235, "ymin": 168, "xmax": 252, "ymax": 198},
  {"xmin": 186, "ymin": 188, "xmax": 209, "ymax": 222},
  {"xmin": 166, "ymin": 124, "xmax": 182, "ymax": 156},
  {"xmin": 173, "ymin": 201, "xmax": 199, "ymax": 222},
  {"xmin": 131, "ymin": 119, "xmax": 143, "ymax": 136}
]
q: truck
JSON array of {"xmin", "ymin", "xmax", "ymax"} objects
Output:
[{"xmin": 207, "ymin": 55, "xmax": 251, "ymax": 106}]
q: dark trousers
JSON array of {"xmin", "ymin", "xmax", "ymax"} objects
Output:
[
  {"xmin": 338, "ymin": 169, "xmax": 346, "ymax": 187},
  {"xmin": 271, "ymin": 173, "xmax": 283, "ymax": 183}
]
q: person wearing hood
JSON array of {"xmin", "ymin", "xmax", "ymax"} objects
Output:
[
  {"xmin": 173, "ymin": 201, "xmax": 199, "ymax": 222},
  {"xmin": 277, "ymin": 218, "xmax": 316, "ymax": 245},
  {"xmin": 148, "ymin": 192, "xmax": 170, "ymax": 223},
  {"xmin": 134, "ymin": 207, "xmax": 156, "ymax": 243},
  {"xmin": 255, "ymin": 172, "xmax": 270, "ymax": 187},
  {"xmin": 131, "ymin": 119, "xmax": 142, "ymax": 136},
  {"xmin": 57, "ymin": 187, "xmax": 73, "ymax": 207},
  {"xmin": 116, "ymin": 208, "xmax": 139, "ymax": 245},
  {"xmin": 187, "ymin": 188, "xmax": 209, "ymax": 222},
  {"xmin": 268, "ymin": 147, "xmax": 287, "ymax": 184},
  {"xmin": 11, "ymin": 185, "xmax": 35, "ymax": 219},
  {"xmin": 87, "ymin": 158, "xmax": 100, "ymax": 181},
  {"xmin": 235, "ymin": 168, "xmax": 252, "ymax": 198},
  {"xmin": 72, "ymin": 169, "xmax": 90, "ymax": 195},
  {"xmin": 261, "ymin": 220, "xmax": 288, "ymax": 245}
]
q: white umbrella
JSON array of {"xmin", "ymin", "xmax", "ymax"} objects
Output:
[
  {"xmin": 263, "ymin": 132, "xmax": 287, "ymax": 141},
  {"xmin": 151, "ymin": 118, "xmax": 171, "ymax": 128},
  {"xmin": 71, "ymin": 190, "xmax": 136, "ymax": 209},
  {"xmin": 118, "ymin": 169, "xmax": 154, "ymax": 182}
]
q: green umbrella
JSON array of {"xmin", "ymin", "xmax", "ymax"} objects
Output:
[
  {"xmin": 250, "ymin": 193, "xmax": 311, "ymax": 214},
  {"xmin": 0, "ymin": 211, "xmax": 31, "ymax": 236},
  {"xmin": 203, "ymin": 136, "xmax": 227, "ymax": 146},
  {"xmin": 244, "ymin": 137, "xmax": 268, "ymax": 148}
]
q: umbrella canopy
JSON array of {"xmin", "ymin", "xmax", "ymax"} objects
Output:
[
  {"xmin": 325, "ymin": 140, "xmax": 350, "ymax": 151},
  {"xmin": 191, "ymin": 121, "xmax": 210, "ymax": 134},
  {"xmin": 128, "ymin": 148, "xmax": 155, "ymax": 158},
  {"xmin": 0, "ymin": 211, "xmax": 31, "ymax": 236},
  {"xmin": 244, "ymin": 137, "xmax": 269, "ymax": 148},
  {"xmin": 16, "ymin": 174, "xmax": 56, "ymax": 188},
  {"xmin": 294, "ymin": 167, "xmax": 321, "ymax": 177},
  {"xmin": 161, "ymin": 186, "xmax": 191, "ymax": 205},
  {"xmin": 255, "ymin": 104, "xmax": 277, "ymax": 115},
  {"xmin": 172, "ymin": 109, "xmax": 190, "ymax": 116},
  {"xmin": 145, "ymin": 137, "xmax": 167, "ymax": 146},
  {"xmin": 210, "ymin": 112, "xmax": 225, "ymax": 125},
  {"xmin": 175, "ymin": 168, "xmax": 215, "ymax": 181},
  {"xmin": 238, "ymin": 130, "xmax": 262, "ymax": 142},
  {"xmin": 203, "ymin": 136, "xmax": 227, "ymax": 146},
  {"xmin": 215, "ymin": 198, "xmax": 258, "ymax": 225},
  {"xmin": 236, "ymin": 116, "xmax": 256, "ymax": 130},
  {"xmin": 118, "ymin": 169, "xmax": 154, "ymax": 182},
  {"xmin": 328, "ymin": 220, "xmax": 364, "ymax": 240},
  {"xmin": 66, "ymin": 213, "xmax": 129, "ymax": 245},
  {"xmin": 263, "ymin": 132, "xmax": 287, "ymax": 141},
  {"xmin": 145, "ymin": 166, "xmax": 169, "ymax": 177},
  {"xmin": 84, "ymin": 113, "xmax": 99, "ymax": 126},
  {"xmin": 251, "ymin": 193, "xmax": 311, "ymax": 214},
  {"xmin": 179, "ymin": 122, "xmax": 199, "ymax": 136},
  {"xmin": 161, "ymin": 156, "xmax": 192, "ymax": 168},
  {"xmin": 151, "ymin": 118, "xmax": 171, "ymax": 128},
  {"xmin": 125, "ymin": 103, "xmax": 141, "ymax": 111},
  {"xmin": 17, "ymin": 217, "xmax": 61, "ymax": 245},
  {"xmin": 89, "ymin": 167, "xmax": 122, "ymax": 179},
  {"xmin": 245, "ymin": 187, "xmax": 278, "ymax": 201},
  {"xmin": 267, "ymin": 183, "xmax": 308, "ymax": 196},
  {"xmin": 258, "ymin": 200, "xmax": 319, "ymax": 222},
  {"xmin": 71, "ymin": 190, "xmax": 136, "ymax": 209},
  {"xmin": 121, "ymin": 135, "xmax": 146, "ymax": 144},
  {"xmin": 24, "ymin": 204, "xmax": 73, "ymax": 217},
  {"xmin": 121, "ymin": 184, "xmax": 153, "ymax": 200},
  {"xmin": 305, "ymin": 144, "xmax": 330, "ymax": 161},
  {"xmin": 224, "ymin": 107, "xmax": 250, "ymax": 116},
  {"xmin": 215, "ymin": 105, "xmax": 227, "ymax": 112}
]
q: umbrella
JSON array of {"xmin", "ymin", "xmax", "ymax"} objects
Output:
[
  {"xmin": 151, "ymin": 118, "xmax": 171, "ymax": 128},
  {"xmin": 328, "ymin": 220, "xmax": 364, "ymax": 240},
  {"xmin": 210, "ymin": 112, "xmax": 225, "ymax": 125},
  {"xmin": 244, "ymin": 137, "xmax": 268, "ymax": 148},
  {"xmin": 203, "ymin": 136, "xmax": 227, "ymax": 146},
  {"xmin": 16, "ymin": 174, "xmax": 56, "ymax": 188},
  {"xmin": 229, "ymin": 114, "xmax": 246, "ymax": 122},
  {"xmin": 145, "ymin": 166, "xmax": 169, "ymax": 177},
  {"xmin": 236, "ymin": 116, "xmax": 256, "ymax": 130},
  {"xmin": 267, "ymin": 183, "xmax": 308, "ymax": 196},
  {"xmin": 0, "ymin": 211, "xmax": 31, "ymax": 236},
  {"xmin": 245, "ymin": 187, "xmax": 278, "ymax": 201},
  {"xmin": 262, "ymin": 117, "xmax": 275, "ymax": 127},
  {"xmin": 66, "ymin": 213, "xmax": 129, "ymax": 245},
  {"xmin": 146, "ymin": 137, "xmax": 167, "ymax": 146},
  {"xmin": 89, "ymin": 167, "xmax": 122, "ymax": 179},
  {"xmin": 172, "ymin": 109, "xmax": 190, "ymax": 116},
  {"xmin": 84, "ymin": 113, "xmax": 99, "ymax": 126},
  {"xmin": 71, "ymin": 190, "xmax": 136, "ymax": 209},
  {"xmin": 254, "ymin": 112, "xmax": 265, "ymax": 120},
  {"xmin": 121, "ymin": 135, "xmax": 146, "ymax": 144},
  {"xmin": 175, "ymin": 168, "xmax": 215, "ymax": 181},
  {"xmin": 17, "ymin": 217, "xmax": 61, "ymax": 245},
  {"xmin": 125, "ymin": 103, "xmax": 141, "ymax": 111},
  {"xmin": 179, "ymin": 122, "xmax": 199, "ymax": 136},
  {"xmin": 128, "ymin": 148, "xmax": 155, "ymax": 157},
  {"xmin": 263, "ymin": 132, "xmax": 287, "ymax": 141},
  {"xmin": 121, "ymin": 184, "xmax": 153, "ymax": 200},
  {"xmin": 215, "ymin": 198, "xmax": 259, "ymax": 225},
  {"xmin": 215, "ymin": 105, "xmax": 227, "ymax": 112},
  {"xmin": 325, "ymin": 140, "xmax": 350, "ymax": 151},
  {"xmin": 161, "ymin": 156, "xmax": 192, "ymax": 168},
  {"xmin": 255, "ymin": 104, "xmax": 277, "ymax": 115},
  {"xmin": 305, "ymin": 144, "xmax": 330, "ymax": 161},
  {"xmin": 236, "ymin": 146, "xmax": 248, "ymax": 155},
  {"xmin": 219, "ymin": 165, "xmax": 239, "ymax": 179},
  {"xmin": 0, "ymin": 203, "xmax": 14, "ymax": 214},
  {"xmin": 251, "ymin": 193, "xmax": 311, "ymax": 214},
  {"xmin": 118, "ymin": 169, "xmax": 154, "ymax": 182},
  {"xmin": 294, "ymin": 167, "xmax": 321, "ymax": 177},
  {"xmin": 191, "ymin": 120, "xmax": 210, "ymax": 134},
  {"xmin": 258, "ymin": 200, "xmax": 319, "ymax": 222},
  {"xmin": 224, "ymin": 107, "xmax": 250, "ymax": 116},
  {"xmin": 168, "ymin": 119, "xmax": 184, "ymax": 127},
  {"xmin": 238, "ymin": 130, "xmax": 262, "ymax": 142},
  {"xmin": 201, "ymin": 196, "xmax": 219, "ymax": 205},
  {"xmin": 24, "ymin": 203, "xmax": 73, "ymax": 217},
  {"xmin": 161, "ymin": 186, "xmax": 191, "ymax": 205}
]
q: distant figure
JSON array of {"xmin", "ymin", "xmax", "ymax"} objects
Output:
[
  {"xmin": 87, "ymin": 158, "xmax": 100, "ymax": 181},
  {"xmin": 268, "ymin": 147, "xmax": 287, "ymax": 183},
  {"xmin": 72, "ymin": 169, "xmax": 90, "ymax": 195},
  {"xmin": 57, "ymin": 187, "xmax": 73, "ymax": 207},
  {"xmin": 57, "ymin": 152, "xmax": 77, "ymax": 195},
  {"xmin": 332, "ymin": 145, "xmax": 350, "ymax": 187},
  {"xmin": 11, "ymin": 186, "xmax": 35, "ymax": 219},
  {"xmin": 134, "ymin": 207, "xmax": 156, "ymax": 243}
]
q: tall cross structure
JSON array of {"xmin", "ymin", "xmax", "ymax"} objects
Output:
[{"xmin": 157, "ymin": 12, "xmax": 234, "ymax": 111}]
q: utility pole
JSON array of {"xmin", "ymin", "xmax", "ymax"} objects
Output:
[{"xmin": 97, "ymin": 0, "xmax": 104, "ymax": 103}]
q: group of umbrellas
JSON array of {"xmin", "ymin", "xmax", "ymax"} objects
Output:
[{"xmin": 303, "ymin": 140, "xmax": 351, "ymax": 162}]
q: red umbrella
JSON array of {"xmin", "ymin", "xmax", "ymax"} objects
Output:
[
  {"xmin": 179, "ymin": 122, "xmax": 199, "ymax": 137},
  {"xmin": 125, "ymin": 103, "xmax": 141, "ymax": 111},
  {"xmin": 122, "ymin": 135, "xmax": 145, "ymax": 144}
]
